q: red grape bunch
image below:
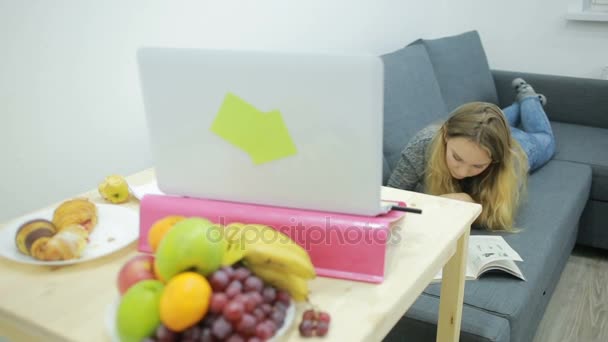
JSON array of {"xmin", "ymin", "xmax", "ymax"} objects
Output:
[{"xmin": 298, "ymin": 309, "xmax": 331, "ymax": 337}]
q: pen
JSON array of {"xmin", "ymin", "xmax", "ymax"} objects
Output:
[{"xmin": 391, "ymin": 206, "xmax": 423, "ymax": 214}]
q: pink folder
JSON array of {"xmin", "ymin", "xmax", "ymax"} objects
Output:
[{"xmin": 139, "ymin": 194, "xmax": 407, "ymax": 283}]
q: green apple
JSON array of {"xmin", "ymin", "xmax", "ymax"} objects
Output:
[
  {"xmin": 116, "ymin": 279, "xmax": 164, "ymax": 342},
  {"xmin": 154, "ymin": 217, "xmax": 225, "ymax": 281}
]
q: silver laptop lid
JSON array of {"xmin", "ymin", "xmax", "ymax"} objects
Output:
[{"xmin": 137, "ymin": 48, "xmax": 384, "ymax": 216}]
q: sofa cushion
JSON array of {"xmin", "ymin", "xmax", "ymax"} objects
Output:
[
  {"xmin": 380, "ymin": 44, "xmax": 448, "ymax": 182},
  {"xmin": 579, "ymin": 200, "xmax": 608, "ymax": 249},
  {"xmin": 551, "ymin": 121, "xmax": 608, "ymax": 201},
  {"xmin": 412, "ymin": 31, "xmax": 498, "ymax": 112},
  {"xmin": 385, "ymin": 293, "xmax": 511, "ymax": 342},
  {"xmin": 419, "ymin": 160, "xmax": 592, "ymax": 342}
]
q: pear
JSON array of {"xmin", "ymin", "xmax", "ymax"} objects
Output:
[
  {"xmin": 98, "ymin": 175, "xmax": 130, "ymax": 204},
  {"xmin": 154, "ymin": 218, "xmax": 225, "ymax": 281},
  {"xmin": 116, "ymin": 280, "xmax": 164, "ymax": 342}
]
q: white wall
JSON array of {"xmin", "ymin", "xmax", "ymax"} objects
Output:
[
  {"xmin": 1, "ymin": 0, "xmax": 606, "ymax": 221},
  {"xmin": 442, "ymin": 0, "xmax": 608, "ymax": 79}
]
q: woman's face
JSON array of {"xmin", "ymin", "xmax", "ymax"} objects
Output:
[{"xmin": 445, "ymin": 137, "xmax": 492, "ymax": 180}]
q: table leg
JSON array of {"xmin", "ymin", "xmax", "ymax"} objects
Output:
[{"xmin": 436, "ymin": 226, "xmax": 470, "ymax": 342}]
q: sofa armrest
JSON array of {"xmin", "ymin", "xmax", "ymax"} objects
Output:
[{"xmin": 492, "ymin": 69, "xmax": 608, "ymax": 129}]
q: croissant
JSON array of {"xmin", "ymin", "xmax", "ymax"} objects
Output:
[
  {"xmin": 30, "ymin": 224, "xmax": 89, "ymax": 261},
  {"xmin": 15, "ymin": 219, "xmax": 57, "ymax": 256},
  {"xmin": 52, "ymin": 198, "xmax": 98, "ymax": 233}
]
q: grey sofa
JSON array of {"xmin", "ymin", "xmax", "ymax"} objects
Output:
[{"xmin": 380, "ymin": 31, "xmax": 608, "ymax": 342}]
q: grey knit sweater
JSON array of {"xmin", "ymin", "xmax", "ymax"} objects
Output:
[{"xmin": 387, "ymin": 124, "xmax": 441, "ymax": 192}]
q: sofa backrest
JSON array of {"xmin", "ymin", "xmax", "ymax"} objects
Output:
[
  {"xmin": 411, "ymin": 30, "xmax": 499, "ymax": 112},
  {"xmin": 381, "ymin": 44, "xmax": 447, "ymax": 181},
  {"xmin": 381, "ymin": 30, "xmax": 498, "ymax": 184}
]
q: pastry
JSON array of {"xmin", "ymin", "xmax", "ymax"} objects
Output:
[
  {"xmin": 14, "ymin": 198, "xmax": 97, "ymax": 262},
  {"xmin": 52, "ymin": 198, "xmax": 98, "ymax": 233},
  {"xmin": 14, "ymin": 219, "xmax": 57, "ymax": 256},
  {"xmin": 30, "ymin": 224, "xmax": 89, "ymax": 261}
]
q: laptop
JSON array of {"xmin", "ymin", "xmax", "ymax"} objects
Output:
[{"xmin": 137, "ymin": 47, "xmax": 393, "ymax": 216}]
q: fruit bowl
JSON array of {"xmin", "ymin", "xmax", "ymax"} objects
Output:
[{"xmin": 105, "ymin": 295, "xmax": 295, "ymax": 342}]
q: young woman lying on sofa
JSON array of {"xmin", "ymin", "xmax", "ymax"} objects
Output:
[{"xmin": 387, "ymin": 78, "xmax": 556, "ymax": 231}]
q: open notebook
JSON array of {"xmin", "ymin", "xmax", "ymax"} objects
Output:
[{"xmin": 433, "ymin": 235, "xmax": 525, "ymax": 282}]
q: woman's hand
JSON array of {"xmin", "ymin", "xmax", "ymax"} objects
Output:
[{"xmin": 440, "ymin": 192, "xmax": 475, "ymax": 203}]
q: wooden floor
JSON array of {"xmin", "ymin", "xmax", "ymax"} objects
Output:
[{"xmin": 533, "ymin": 245, "xmax": 608, "ymax": 342}]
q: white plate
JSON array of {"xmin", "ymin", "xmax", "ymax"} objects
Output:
[
  {"xmin": 105, "ymin": 295, "xmax": 295, "ymax": 341},
  {"xmin": 0, "ymin": 204, "xmax": 139, "ymax": 266}
]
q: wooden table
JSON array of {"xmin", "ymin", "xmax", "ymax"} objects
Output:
[{"xmin": 0, "ymin": 168, "xmax": 480, "ymax": 342}]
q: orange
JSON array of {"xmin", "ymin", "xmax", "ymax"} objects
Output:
[
  {"xmin": 159, "ymin": 272, "xmax": 212, "ymax": 332},
  {"xmin": 147, "ymin": 215, "xmax": 185, "ymax": 252}
]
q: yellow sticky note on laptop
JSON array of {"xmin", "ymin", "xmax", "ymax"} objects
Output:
[
  {"xmin": 210, "ymin": 93, "xmax": 259, "ymax": 150},
  {"xmin": 210, "ymin": 93, "xmax": 297, "ymax": 164}
]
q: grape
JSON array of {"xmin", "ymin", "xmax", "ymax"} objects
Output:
[
  {"xmin": 298, "ymin": 319, "xmax": 315, "ymax": 337},
  {"xmin": 224, "ymin": 300, "xmax": 245, "ymax": 322},
  {"xmin": 270, "ymin": 308, "xmax": 286, "ymax": 326},
  {"xmin": 252, "ymin": 307, "xmax": 266, "ymax": 321},
  {"xmin": 232, "ymin": 293, "xmax": 250, "ymax": 312},
  {"xmin": 276, "ymin": 290, "xmax": 291, "ymax": 304},
  {"xmin": 263, "ymin": 319, "xmax": 278, "ymax": 334},
  {"xmin": 226, "ymin": 334, "xmax": 246, "ymax": 342},
  {"xmin": 200, "ymin": 313, "xmax": 218, "ymax": 328},
  {"xmin": 248, "ymin": 291, "xmax": 264, "ymax": 306},
  {"xmin": 273, "ymin": 301, "xmax": 287, "ymax": 314},
  {"xmin": 243, "ymin": 275, "xmax": 264, "ymax": 292},
  {"xmin": 181, "ymin": 325, "xmax": 203, "ymax": 341},
  {"xmin": 248, "ymin": 338, "xmax": 262, "ymax": 342},
  {"xmin": 200, "ymin": 328, "xmax": 214, "ymax": 342},
  {"xmin": 155, "ymin": 325, "xmax": 178, "ymax": 342},
  {"xmin": 255, "ymin": 321, "xmax": 276, "ymax": 340},
  {"xmin": 210, "ymin": 292, "xmax": 229, "ymax": 314},
  {"xmin": 262, "ymin": 287, "xmax": 277, "ymax": 303},
  {"xmin": 236, "ymin": 313, "xmax": 257, "ymax": 335},
  {"xmin": 221, "ymin": 265, "xmax": 236, "ymax": 278},
  {"xmin": 226, "ymin": 280, "xmax": 243, "ymax": 298},
  {"xmin": 233, "ymin": 267, "xmax": 252, "ymax": 281},
  {"xmin": 318, "ymin": 311, "xmax": 331, "ymax": 323},
  {"xmin": 261, "ymin": 303, "xmax": 273, "ymax": 315},
  {"xmin": 211, "ymin": 316, "xmax": 233, "ymax": 340},
  {"xmin": 209, "ymin": 269, "xmax": 230, "ymax": 291},
  {"xmin": 316, "ymin": 321, "xmax": 330, "ymax": 337},
  {"xmin": 240, "ymin": 294, "xmax": 256, "ymax": 313},
  {"xmin": 302, "ymin": 309, "xmax": 316, "ymax": 321}
]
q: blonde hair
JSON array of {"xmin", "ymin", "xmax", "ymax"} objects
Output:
[{"xmin": 424, "ymin": 102, "xmax": 529, "ymax": 231}]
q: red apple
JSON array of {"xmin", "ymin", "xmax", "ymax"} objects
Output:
[{"xmin": 117, "ymin": 254, "xmax": 156, "ymax": 295}]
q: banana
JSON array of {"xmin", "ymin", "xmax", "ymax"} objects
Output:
[
  {"xmin": 223, "ymin": 222, "xmax": 246, "ymax": 242},
  {"xmin": 247, "ymin": 263, "xmax": 310, "ymax": 302},
  {"xmin": 224, "ymin": 222, "xmax": 316, "ymax": 279},
  {"xmin": 244, "ymin": 242, "xmax": 316, "ymax": 279},
  {"xmin": 221, "ymin": 236, "xmax": 246, "ymax": 266},
  {"xmin": 225, "ymin": 222, "xmax": 310, "ymax": 258}
]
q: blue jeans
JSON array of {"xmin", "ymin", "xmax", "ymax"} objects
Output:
[{"xmin": 502, "ymin": 97, "xmax": 556, "ymax": 172}]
